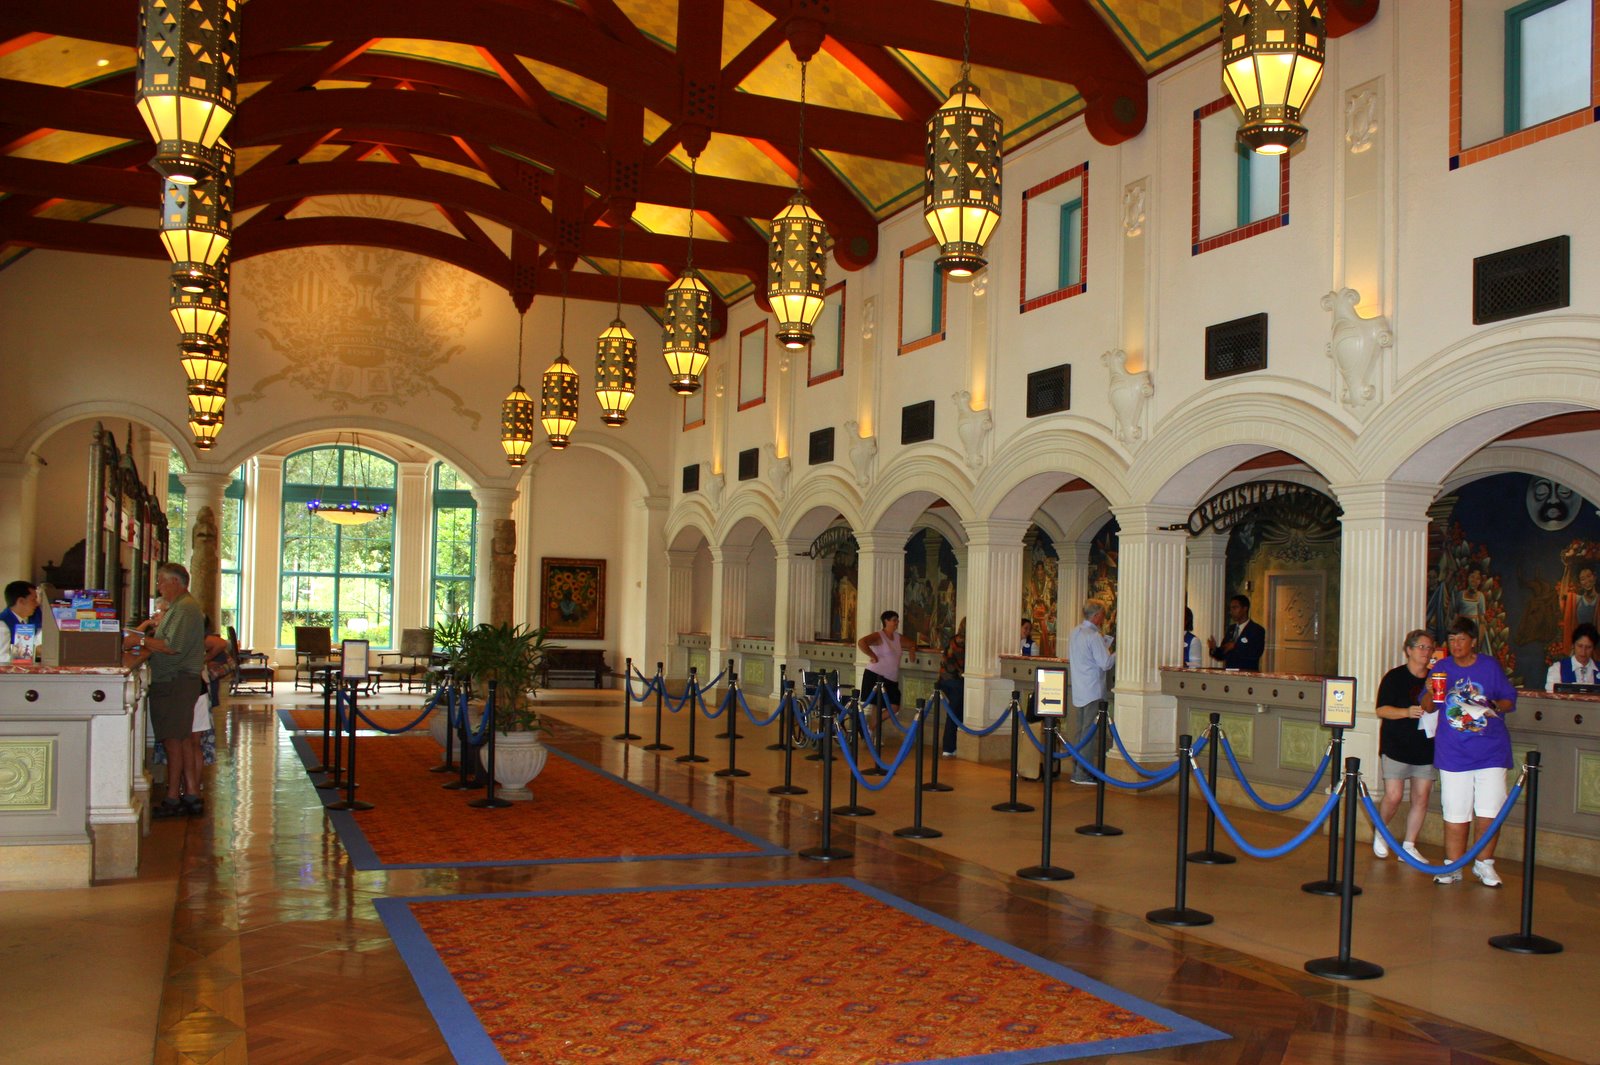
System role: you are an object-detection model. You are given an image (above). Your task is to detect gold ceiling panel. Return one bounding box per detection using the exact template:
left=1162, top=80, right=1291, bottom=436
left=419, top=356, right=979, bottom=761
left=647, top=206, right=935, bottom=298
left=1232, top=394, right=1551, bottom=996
left=676, top=130, right=794, bottom=195
left=614, top=0, right=679, bottom=49
left=8, top=130, right=129, bottom=166
left=0, top=36, right=133, bottom=87
left=720, top=0, right=776, bottom=68
left=369, top=38, right=494, bottom=74
left=1096, top=0, right=1219, bottom=68
left=815, top=152, right=925, bottom=216
left=898, top=51, right=1083, bottom=149
left=36, top=199, right=122, bottom=223
left=516, top=56, right=608, bottom=117
left=412, top=156, right=499, bottom=187
left=741, top=46, right=900, bottom=119
left=929, top=0, right=1042, bottom=18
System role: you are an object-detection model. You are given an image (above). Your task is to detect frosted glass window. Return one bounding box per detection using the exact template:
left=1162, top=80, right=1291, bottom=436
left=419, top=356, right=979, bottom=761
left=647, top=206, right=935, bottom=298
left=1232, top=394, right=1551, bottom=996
left=1510, top=0, right=1591, bottom=131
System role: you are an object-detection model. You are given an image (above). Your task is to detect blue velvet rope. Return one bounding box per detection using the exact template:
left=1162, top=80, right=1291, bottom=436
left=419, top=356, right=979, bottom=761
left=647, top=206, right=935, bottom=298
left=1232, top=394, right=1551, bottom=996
left=355, top=700, right=437, bottom=735
left=661, top=680, right=698, bottom=714
left=861, top=684, right=910, bottom=732
left=793, top=699, right=828, bottom=742
left=1018, top=714, right=1098, bottom=760
left=1066, top=727, right=1207, bottom=790
left=1191, top=760, right=1343, bottom=859
left=1108, top=719, right=1182, bottom=779
left=735, top=686, right=785, bottom=727
left=832, top=712, right=924, bottom=791
left=625, top=666, right=659, bottom=700
left=699, top=669, right=728, bottom=691
left=848, top=700, right=906, bottom=772
left=698, top=684, right=731, bottom=720
left=1361, top=781, right=1525, bottom=875
left=462, top=686, right=496, bottom=745
left=932, top=689, right=1012, bottom=737
left=1218, top=730, right=1332, bottom=812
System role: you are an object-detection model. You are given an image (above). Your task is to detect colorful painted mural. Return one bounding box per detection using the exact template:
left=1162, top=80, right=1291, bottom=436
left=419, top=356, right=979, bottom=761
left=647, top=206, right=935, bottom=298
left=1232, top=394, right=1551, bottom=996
left=1023, top=525, right=1059, bottom=656
left=903, top=528, right=959, bottom=652
left=1088, top=519, right=1120, bottom=640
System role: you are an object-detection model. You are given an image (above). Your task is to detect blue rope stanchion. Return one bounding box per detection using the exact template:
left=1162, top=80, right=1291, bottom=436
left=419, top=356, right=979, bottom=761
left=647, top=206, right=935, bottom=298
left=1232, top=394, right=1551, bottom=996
left=831, top=713, right=924, bottom=792
left=1220, top=731, right=1332, bottom=812
left=626, top=663, right=660, bottom=701
left=1360, top=783, right=1525, bottom=877
left=1191, top=759, right=1342, bottom=860
left=735, top=686, right=785, bottom=728
left=355, top=701, right=437, bottom=735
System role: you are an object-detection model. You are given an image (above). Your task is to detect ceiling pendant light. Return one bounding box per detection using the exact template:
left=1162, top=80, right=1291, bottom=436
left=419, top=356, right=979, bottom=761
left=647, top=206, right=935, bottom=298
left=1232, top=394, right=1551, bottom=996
left=307, top=434, right=390, bottom=526
left=135, top=0, right=238, bottom=184
left=160, top=141, right=232, bottom=287
left=661, top=155, right=712, bottom=395
left=595, top=219, right=637, bottom=427
left=768, top=59, right=828, bottom=351
left=541, top=280, right=580, bottom=450
left=1221, top=0, right=1327, bottom=155
left=172, top=250, right=228, bottom=357
left=923, top=0, right=1003, bottom=278
left=500, top=308, right=536, bottom=467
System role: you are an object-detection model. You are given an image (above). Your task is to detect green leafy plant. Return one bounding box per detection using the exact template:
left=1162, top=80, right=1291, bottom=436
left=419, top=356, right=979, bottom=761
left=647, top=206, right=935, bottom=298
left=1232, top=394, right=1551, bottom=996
left=426, top=614, right=474, bottom=688
left=456, top=621, right=558, bottom=734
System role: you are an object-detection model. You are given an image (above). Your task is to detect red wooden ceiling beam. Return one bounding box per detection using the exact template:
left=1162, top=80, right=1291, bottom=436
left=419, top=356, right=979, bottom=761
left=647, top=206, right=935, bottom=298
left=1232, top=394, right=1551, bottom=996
left=252, top=39, right=376, bottom=97
left=1326, top=0, right=1380, bottom=37
left=823, top=39, right=943, bottom=123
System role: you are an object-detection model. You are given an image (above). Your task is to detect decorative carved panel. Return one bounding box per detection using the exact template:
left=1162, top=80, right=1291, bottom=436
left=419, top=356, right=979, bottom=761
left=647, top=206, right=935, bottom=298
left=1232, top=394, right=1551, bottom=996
left=0, top=740, right=54, bottom=811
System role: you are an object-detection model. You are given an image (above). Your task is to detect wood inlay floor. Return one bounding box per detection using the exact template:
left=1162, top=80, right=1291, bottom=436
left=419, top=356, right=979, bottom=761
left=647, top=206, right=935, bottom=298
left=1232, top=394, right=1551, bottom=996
left=56, top=691, right=1600, bottom=1064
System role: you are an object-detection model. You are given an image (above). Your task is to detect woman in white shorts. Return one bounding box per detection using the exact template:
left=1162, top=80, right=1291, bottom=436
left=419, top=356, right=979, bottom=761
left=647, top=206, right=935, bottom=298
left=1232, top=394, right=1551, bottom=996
left=1372, top=629, right=1436, bottom=861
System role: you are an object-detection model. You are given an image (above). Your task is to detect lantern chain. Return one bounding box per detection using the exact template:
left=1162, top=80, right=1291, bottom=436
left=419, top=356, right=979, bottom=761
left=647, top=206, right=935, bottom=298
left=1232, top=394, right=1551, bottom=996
left=796, top=60, right=808, bottom=191
left=515, top=311, right=526, bottom=386
left=961, top=0, right=972, bottom=82
left=686, top=155, right=698, bottom=272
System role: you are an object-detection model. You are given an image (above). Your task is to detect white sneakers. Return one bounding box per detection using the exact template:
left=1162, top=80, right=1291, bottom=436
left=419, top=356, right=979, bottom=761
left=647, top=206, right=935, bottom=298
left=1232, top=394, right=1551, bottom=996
left=1401, top=841, right=1425, bottom=862
left=1372, top=835, right=1390, bottom=859
left=1473, top=859, right=1503, bottom=888
left=1433, top=869, right=1462, bottom=884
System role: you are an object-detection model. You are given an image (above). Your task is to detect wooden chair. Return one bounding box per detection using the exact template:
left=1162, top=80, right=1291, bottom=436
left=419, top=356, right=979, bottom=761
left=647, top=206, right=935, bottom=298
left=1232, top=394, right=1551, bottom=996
left=229, top=626, right=275, bottom=696
left=293, top=626, right=339, bottom=691
left=377, top=628, right=434, bottom=692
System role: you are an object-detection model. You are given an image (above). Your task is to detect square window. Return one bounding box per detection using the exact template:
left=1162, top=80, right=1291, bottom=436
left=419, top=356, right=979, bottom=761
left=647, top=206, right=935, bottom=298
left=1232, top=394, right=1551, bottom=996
left=738, top=321, right=767, bottom=410
left=898, top=237, right=947, bottom=354
left=1192, top=97, right=1288, bottom=255
left=809, top=282, right=845, bottom=385
left=1021, top=163, right=1088, bottom=312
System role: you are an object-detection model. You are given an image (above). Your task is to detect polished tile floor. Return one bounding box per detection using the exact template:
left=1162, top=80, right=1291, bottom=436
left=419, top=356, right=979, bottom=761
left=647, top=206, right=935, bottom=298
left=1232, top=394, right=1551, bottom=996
left=9, top=689, right=1597, bottom=1064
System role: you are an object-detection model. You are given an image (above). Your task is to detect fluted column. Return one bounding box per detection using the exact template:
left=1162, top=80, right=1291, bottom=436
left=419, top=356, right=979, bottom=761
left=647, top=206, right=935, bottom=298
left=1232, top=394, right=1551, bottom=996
left=1332, top=480, right=1438, bottom=768
left=470, top=485, right=520, bottom=627
left=624, top=495, right=670, bottom=672
left=1055, top=541, right=1091, bottom=657
left=853, top=530, right=906, bottom=664
left=962, top=519, right=1031, bottom=736
left=772, top=537, right=818, bottom=694
left=1109, top=504, right=1190, bottom=759
left=709, top=543, right=751, bottom=677
left=665, top=548, right=696, bottom=676
left=394, top=461, right=429, bottom=633
left=0, top=456, right=42, bottom=588
left=178, top=471, right=230, bottom=629
left=249, top=455, right=284, bottom=660
left=1185, top=532, right=1230, bottom=647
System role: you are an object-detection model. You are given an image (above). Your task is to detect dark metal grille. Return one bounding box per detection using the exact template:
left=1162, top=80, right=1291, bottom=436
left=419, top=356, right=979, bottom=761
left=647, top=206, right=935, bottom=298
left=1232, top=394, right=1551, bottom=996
left=681, top=464, right=700, bottom=493
left=809, top=427, right=835, bottom=465
left=901, top=400, right=935, bottom=445
left=1205, top=313, right=1268, bottom=380
left=1474, top=236, right=1570, bottom=325
left=1026, top=364, right=1071, bottom=417
left=737, top=448, right=759, bottom=481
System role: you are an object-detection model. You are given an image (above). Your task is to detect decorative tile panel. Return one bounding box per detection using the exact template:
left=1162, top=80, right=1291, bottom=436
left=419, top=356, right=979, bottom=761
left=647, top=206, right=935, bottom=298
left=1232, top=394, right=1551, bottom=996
left=0, top=739, right=54, bottom=811
left=743, top=658, right=768, bottom=689
left=1575, top=751, right=1600, bottom=816
left=1188, top=710, right=1254, bottom=762
left=1279, top=720, right=1323, bottom=773
left=687, top=650, right=710, bottom=679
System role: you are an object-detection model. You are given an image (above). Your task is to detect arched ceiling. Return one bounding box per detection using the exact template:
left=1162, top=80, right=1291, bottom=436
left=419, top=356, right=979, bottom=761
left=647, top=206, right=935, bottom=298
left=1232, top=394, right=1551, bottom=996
left=0, top=0, right=1376, bottom=310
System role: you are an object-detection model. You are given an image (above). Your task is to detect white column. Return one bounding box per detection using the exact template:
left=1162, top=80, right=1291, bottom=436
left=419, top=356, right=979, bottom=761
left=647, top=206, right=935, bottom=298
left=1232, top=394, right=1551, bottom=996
left=143, top=441, right=171, bottom=510
left=665, top=548, right=696, bottom=677
left=772, top=537, right=818, bottom=694
left=1055, top=541, right=1091, bottom=657
left=1109, top=504, right=1190, bottom=758
left=249, top=455, right=284, bottom=661
left=177, top=470, right=229, bottom=630
left=962, top=519, right=1031, bottom=730
left=620, top=495, right=669, bottom=676
left=394, top=461, right=429, bottom=634
left=1185, top=532, right=1230, bottom=647
left=709, top=542, right=750, bottom=678
left=853, top=530, right=905, bottom=665
left=470, top=485, right=520, bottom=627
left=1332, top=480, right=1437, bottom=769
left=0, top=456, right=42, bottom=585
left=512, top=472, right=534, bottom=625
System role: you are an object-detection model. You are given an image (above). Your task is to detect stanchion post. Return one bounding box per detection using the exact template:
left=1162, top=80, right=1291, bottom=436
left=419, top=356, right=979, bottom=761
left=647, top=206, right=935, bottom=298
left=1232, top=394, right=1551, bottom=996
left=615, top=656, right=641, bottom=740
left=1187, top=713, right=1234, bottom=862
left=834, top=691, right=875, bottom=817
left=798, top=693, right=851, bottom=861
left=319, top=683, right=344, bottom=790
left=715, top=674, right=750, bottom=778
left=770, top=681, right=807, bottom=796
left=767, top=664, right=789, bottom=750
left=1146, top=735, right=1212, bottom=926
left=430, top=674, right=457, bottom=773
left=327, top=682, right=374, bottom=811
left=993, top=693, right=1034, bottom=814
left=1076, top=702, right=1122, bottom=836
left=896, top=699, right=942, bottom=839
left=1017, top=717, right=1073, bottom=881
left=715, top=658, right=743, bottom=740
left=1490, top=751, right=1563, bottom=955
left=1303, top=726, right=1359, bottom=896
left=1305, top=758, right=1382, bottom=979
left=304, top=673, right=329, bottom=774
left=923, top=691, right=953, bottom=793
left=677, top=667, right=708, bottom=764
left=862, top=683, right=887, bottom=777
left=469, top=681, right=512, bottom=809
left=644, top=663, right=672, bottom=751
left=444, top=688, right=484, bottom=791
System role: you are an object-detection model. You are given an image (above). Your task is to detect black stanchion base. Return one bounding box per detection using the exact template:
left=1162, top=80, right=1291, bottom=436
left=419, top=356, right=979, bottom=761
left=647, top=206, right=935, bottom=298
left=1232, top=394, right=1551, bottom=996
left=468, top=796, right=513, bottom=810
left=765, top=741, right=786, bottom=751
left=920, top=781, right=954, bottom=793
left=1301, top=879, right=1362, bottom=897
left=675, top=753, right=710, bottom=764
left=303, top=763, right=327, bottom=776
left=894, top=825, right=943, bottom=839
left=992, top=800, right=1035, bottom=813
left=1076, top=823, right=1124, bottom=837
left=1017, top=864, right=1074, bottom=881
left=1146, top=906, right=1213, bottom=926
left=1186, top=849, right=1237, bottom=865
left=713, top=767, right=751, bottom=778
left=798, top=846, right=853, bottom=861
left=804, top=752, right=836, bottom=762
left=427, top=762, right=458, bottom=774
left=1488, top=933, right=1563, bottom=955
left=642, top=742, right=674, bottom=752
left=714, top=730, right=744, bottom=740
left=862, top=766, right=887, bottom=777
left=768, top=784, right=809, bottom=796
left=316, top=777, right=342, bottom=790
left=612, top=731, right=642, bottom=741
left=443, top=779, right=485, bottom=791
left=833, top=804, right=876, bottom=817
left=1304, top=956, right=1383, bottom=980
left=326, top=799, right=375, bottom=812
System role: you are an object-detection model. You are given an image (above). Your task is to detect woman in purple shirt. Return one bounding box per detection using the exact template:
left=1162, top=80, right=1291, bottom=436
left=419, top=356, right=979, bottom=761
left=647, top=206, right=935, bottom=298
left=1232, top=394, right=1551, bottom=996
left=1419, top=616, right=1516, bottom=887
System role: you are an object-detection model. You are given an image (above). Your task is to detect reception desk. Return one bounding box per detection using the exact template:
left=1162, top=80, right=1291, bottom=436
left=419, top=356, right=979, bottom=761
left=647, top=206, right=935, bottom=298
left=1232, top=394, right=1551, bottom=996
left=0, top=664, right=146, bottom=888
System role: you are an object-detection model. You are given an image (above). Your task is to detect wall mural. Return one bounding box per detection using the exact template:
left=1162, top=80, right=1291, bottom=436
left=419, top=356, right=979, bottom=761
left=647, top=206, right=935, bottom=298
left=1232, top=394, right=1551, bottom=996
left=233, top=244, right=482, bottom=424
left=1427, top=473, right=1600, bottom=687
left=1023, top=525, right=1059, bottom=656
left=825, top=532, right=859, bottom=641
left=902, top=528, right=959, bottom=651
left=1088, top=518, right=1120, bottom=640
left=1223, top=488, right=1342, bottom=675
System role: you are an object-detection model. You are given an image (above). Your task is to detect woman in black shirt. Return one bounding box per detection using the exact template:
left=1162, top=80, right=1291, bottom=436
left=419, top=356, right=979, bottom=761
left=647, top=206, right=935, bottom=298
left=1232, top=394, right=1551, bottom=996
left=1372, top=628, right=1438, bottom=861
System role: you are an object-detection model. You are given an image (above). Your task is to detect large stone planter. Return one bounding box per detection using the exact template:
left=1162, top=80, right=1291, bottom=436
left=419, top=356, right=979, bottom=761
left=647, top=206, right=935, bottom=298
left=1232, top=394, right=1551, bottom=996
left=426, top=704, right=450, bottom=748
left=480, top=731, right=549, bottom=800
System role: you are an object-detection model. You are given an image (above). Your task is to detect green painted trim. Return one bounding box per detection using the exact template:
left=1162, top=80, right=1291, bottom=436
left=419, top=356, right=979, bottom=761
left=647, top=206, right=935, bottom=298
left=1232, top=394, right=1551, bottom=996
left=1058, top=198, right=1083, bottom=289
left=1504, top=0, right=1576, bottom=135
left=1092, top=3, right=1221, bottom=63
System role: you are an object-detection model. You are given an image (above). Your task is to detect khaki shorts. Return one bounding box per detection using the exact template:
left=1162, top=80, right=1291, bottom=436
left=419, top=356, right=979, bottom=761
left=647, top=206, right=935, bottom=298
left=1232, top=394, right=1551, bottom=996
left=149, top=676, right=202, bottom=741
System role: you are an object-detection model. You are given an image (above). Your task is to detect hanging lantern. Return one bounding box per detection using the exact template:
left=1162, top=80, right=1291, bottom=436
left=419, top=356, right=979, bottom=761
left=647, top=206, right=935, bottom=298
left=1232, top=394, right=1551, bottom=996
left=923, top=1, right=1003, bottom=278
left=186, top=373, right=226, bottom=425
left=135, top=0, right=239, bottom=184
left=595, top=319, right=637, bottom=427
left=500, top=310, right=536, bottom=467
left=171, top=255, right=228, bottom=350
left=159, top=142, right=231, bottom=270
left=768, top=192, right=828, bottom=349
left=179, top=343, right=228, bottom=394
left=541, top=291, right=580, bottom=449
left=190, top=418, right=222, bottom=451
left=661, top=272, right=711, bottom=395
left=1221, top=0, right=1326, bottom=155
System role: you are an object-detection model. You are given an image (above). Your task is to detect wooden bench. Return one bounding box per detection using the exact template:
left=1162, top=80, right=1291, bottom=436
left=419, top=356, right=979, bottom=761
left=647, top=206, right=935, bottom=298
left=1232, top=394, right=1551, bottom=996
left=544, top=648, right=610, bottom=688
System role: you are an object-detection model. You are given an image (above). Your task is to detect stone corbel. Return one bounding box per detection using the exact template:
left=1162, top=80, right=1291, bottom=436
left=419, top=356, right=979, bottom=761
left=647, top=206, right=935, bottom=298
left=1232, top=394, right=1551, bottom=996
left=1321, top=288, right=1392, bottom=420
left=703, top=463, right=725, bottom=506
left=844, top=420, right=877, bottom=487
left=952, top=391, right=993, bottom=470
left=764, top=444, right=792, bottom=498
left=1101, top=349, right=1153, bottom=445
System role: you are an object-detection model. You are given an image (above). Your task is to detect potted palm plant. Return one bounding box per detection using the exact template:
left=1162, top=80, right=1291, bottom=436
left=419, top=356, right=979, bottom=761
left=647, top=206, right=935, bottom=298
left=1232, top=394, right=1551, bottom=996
left=424, top=614, right=472, bottom=749
left=456, top=621, right=557, bottom=799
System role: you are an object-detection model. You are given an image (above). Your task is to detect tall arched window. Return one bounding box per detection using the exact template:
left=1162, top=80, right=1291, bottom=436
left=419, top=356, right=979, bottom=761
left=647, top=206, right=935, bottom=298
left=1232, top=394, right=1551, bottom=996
left=280, top=445, right=397, bottom=647
left=431, top=462, right=476, bottom=626
left=166, top=450, right=248, bottom=634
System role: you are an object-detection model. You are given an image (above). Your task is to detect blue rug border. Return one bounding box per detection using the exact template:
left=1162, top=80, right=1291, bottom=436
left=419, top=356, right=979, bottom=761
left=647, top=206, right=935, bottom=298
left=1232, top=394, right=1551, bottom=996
left=375, top=877, right=1229, bottom=1065
left=287, top=733, right=787, bottom=871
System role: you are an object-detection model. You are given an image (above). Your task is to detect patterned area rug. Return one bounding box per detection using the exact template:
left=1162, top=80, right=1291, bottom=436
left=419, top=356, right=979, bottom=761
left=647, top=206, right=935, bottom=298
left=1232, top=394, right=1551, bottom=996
left=279, top=706, right=434, bottom=733
left=293, top=735, right=783, bottom=870
left=377, top=879, right=1226, bottom=1064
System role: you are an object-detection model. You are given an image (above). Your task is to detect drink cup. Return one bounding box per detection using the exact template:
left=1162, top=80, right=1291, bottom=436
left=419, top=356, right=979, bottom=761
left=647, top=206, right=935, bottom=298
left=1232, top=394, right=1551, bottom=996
left=1428, top=672, right=1448, bottom=703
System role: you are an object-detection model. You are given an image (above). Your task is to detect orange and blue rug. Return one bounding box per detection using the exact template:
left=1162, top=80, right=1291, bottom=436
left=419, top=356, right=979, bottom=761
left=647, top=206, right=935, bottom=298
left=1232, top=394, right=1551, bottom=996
left=376, top=879, right=1226, bottom=1063
left=279, top=706, right=433, bottom=733
left=292, top=734, right=783, bottom=870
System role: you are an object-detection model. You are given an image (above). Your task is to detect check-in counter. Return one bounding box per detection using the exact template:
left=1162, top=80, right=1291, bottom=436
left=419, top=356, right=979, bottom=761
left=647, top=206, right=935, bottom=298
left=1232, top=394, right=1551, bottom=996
left=0, top=663, right=147, bottom=888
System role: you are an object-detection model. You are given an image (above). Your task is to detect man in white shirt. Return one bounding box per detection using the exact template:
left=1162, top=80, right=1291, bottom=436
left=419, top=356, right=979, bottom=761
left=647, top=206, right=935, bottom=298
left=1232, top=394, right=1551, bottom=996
left=1546, top=623, right=1599, bottom=690
left=1067, top=600, right=1116, bottom=785
left=1020, top=618, right=1036, bottom=656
